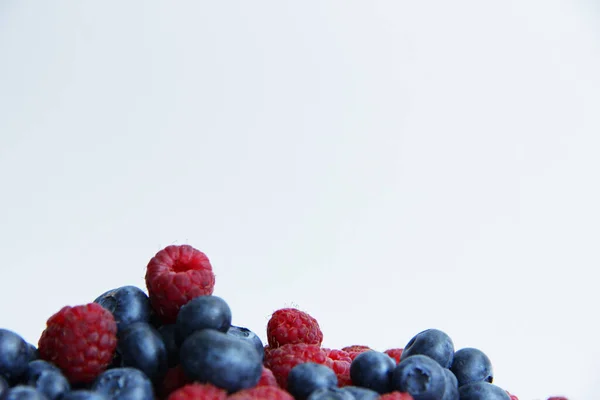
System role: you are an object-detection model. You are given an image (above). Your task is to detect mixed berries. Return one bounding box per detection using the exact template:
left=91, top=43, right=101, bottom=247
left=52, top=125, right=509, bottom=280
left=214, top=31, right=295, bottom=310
left=0, top=244, right=568, bottom=400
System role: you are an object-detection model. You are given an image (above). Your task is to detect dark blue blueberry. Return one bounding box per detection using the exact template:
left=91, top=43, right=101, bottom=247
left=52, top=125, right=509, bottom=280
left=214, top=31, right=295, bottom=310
left=457, top=382, right=510, bottom=400
left=306, top=387, right=354, bottom=400
left=61, top=391, right=109, bottom=400
left=288, top=363, right=337, bottom=400
left=400, top=329, right=455, bottom=368
left=180, top=329, right=261, bottom=393
left=176, top=296, right=232, bottom=344
left=1, top=386, right=48, bottom=400
left=340, top=386, right=379, bottom=400
left=450, top=348, right=493, bottom=387
left=23, top=364, right=70, bottom=400
left=226, top=326, right=264, bottom=360
left=92, top=368, right=153, bottom=400
left=94, top=286, right=152, bottom=332
left=23, top=361, right=60, bottom=382
left=148, top=310, right=163, bottom=330
left=0, top=376, right=9, bottom=398
left=0, top=329, right=31, bottom=382
left=116, top=322, right=167, bottom=382
left=26, top=346, right=37, bottom=362
left=21, top=361, right=58, bottom=384
left=444, top=368, right=458, bottom=388
left=441, top=368, right=459, bottom=400
left=391, top=354, right=446, bottom=400
left=157, top=325, right=179, bottom=367
left=349, top=350, right=395, bottom=394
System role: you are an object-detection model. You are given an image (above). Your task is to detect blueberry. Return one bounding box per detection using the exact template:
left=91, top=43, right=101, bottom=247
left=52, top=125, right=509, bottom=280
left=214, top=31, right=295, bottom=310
left=94, top=286, right=152, bottom=331
left=157, top=325, right=179, bottom=367
left=26, top=346, right=37, bottom=363
left=61, top=391, right=109, bottom=400
left=23, top=366, right=70, bottom=400
left=92, top=368, right=154, bottom=400
left=0, top=376, right=9, bottom=398
left=450, top=348, right=493, bottom=387
left=340, top=386, right=379, bottom=400
left=179, top=329, right=261, bottom=393
left=349, top=350, right=395, bottom=394
left=0, top=329, right=31, bottom=382
left=22, top=361, right=61, bottom=382
left=226, top=326, right=264, bottom=360
left=391, top=354, right=447, bottom=400
left=288, top=363, right=337, bottom=400
left=457, top=382, right=510, bottom=400
left=306, top=387, right=355, bottom=400
left=116, top=322, right=168, bottom=382
left=441, top=368, right=459, bottom=400
left=444, top=368, right=458, bottom=388
left=148, top=310, right=163, bottom=330
left=175, top=296, right=232, bottom=344
left=400, top=329, right=454, bottom=368
left=1, top=386, right=48, bottom=400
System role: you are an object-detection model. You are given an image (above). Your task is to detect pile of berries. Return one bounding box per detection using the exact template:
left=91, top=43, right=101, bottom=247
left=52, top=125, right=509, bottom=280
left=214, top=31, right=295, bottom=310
left=0, top=245, right=568, bottom=400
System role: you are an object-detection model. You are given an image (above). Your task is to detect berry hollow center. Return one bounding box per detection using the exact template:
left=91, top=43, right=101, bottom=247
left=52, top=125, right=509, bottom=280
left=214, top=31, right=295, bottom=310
left=406, top=368, right=431, bottom=392
left=171, top=261, right=194, bottom=273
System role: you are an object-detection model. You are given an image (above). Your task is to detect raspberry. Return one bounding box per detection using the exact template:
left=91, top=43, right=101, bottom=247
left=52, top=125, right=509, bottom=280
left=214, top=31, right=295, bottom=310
left=506, top=391, right=519, bottom=400
left=547, top=397, right=568, bottom=400
left=167, top=383, right=227, bottom=400
left=323, top=349, right=352, bottom=387
left=256, top=366, right=279, bottom=387
left=380, top=392, right=414, bottom=400
left=227, top=386, right=294, bottom=400
left=324, top=349, right=352, bottom=364
left=384, top=348, right=403, bottom=364
left=264, top=345, right=273, bottom=359
left=264, top=343, right=330, bottom=389
left=158, top=365, right=190, bottom=399
left=330, top=365, right=352, bottom=387
left=267, top=308, right=323, bottom=348
left=341, top=345, right=371, bottom=361
left=145, top=245, right=215, bottom=324
left=38, top=303, right=117, bottom=384
left=341, top=345, right=370, bottom=353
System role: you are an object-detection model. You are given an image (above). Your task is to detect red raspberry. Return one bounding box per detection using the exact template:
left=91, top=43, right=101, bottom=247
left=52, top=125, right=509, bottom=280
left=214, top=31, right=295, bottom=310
left=384, top=348, right=404, bottom=364
left=547, top=397, right=568, bottom=400
left=256, top=366, right=279, bottom=387
left=264, top=343, right=330, bottom=389
left=380, top=392, right=414, bottom=400
left=506, top=391, right=519, bottom=400
left=227, top=386, right=294, bottom=400
left=324, top=349, right=352, bottom=363
left=167, top=383, right=227, bottom=400
left=341, top=345, right=371, bottom=361
left=323, top=349, right=352, bottom=387
left=145, top=245, right=215, bottom=323
left=267, top=308, right=323, bottom=348
left=38, top=303, right=117, bottom=384
left=341, top=345, right=370, bottom=352
left=264, top=345, right=273, bottom=358
left=158, top=365, right=191, bottom=399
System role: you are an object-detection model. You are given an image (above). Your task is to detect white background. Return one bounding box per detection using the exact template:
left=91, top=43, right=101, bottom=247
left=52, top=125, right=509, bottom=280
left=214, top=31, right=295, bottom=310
left=1, top=1, right=599, bottom=399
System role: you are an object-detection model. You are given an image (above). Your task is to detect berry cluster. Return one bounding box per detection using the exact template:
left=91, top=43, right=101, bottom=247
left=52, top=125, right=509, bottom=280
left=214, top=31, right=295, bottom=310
left=0, top=245, right=568, bottom=400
